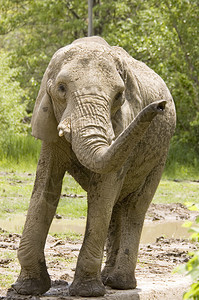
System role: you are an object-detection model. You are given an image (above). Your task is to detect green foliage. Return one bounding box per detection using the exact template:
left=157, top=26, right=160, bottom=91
left=0, top=50, right=35, bottom=163
left=177, top=205, right=199, bottom=299
left=101, top=0, right=199, bottom=152
left=0, top=51, right=27, bottom=137
left=0, top=0, right=88, bottom=111
left=0, top=0, right=198, bottom=168
left=164, top=137, right=199, bottom=179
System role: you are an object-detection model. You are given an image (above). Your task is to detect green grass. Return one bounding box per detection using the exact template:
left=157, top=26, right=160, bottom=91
left=0, top=133, right=41, bottom=171
left=57, top=175, right=87, bottom=218
left=62, top=174, right=86, bottom=197
left=153, top=180, right=199, bottom=204
left=1, top=135, right=198, bottom=291
left=1, top=133, right=199, bottom=178
left=0, top=170, right=199, bottom=222
left=0, top=133, right=199, bottom=226
left=0, top=274, right=16, bottom=288
left=57, top=198, right=87, bottom=218
left=163, top=137, right=199, bottom=180
left=0, top=170, right=87, bottom=219
left=52, top=232, right=83, bottom=242
left=0, top=172, right=34, bottom=218
left=0, top=230, right=20, bottom=290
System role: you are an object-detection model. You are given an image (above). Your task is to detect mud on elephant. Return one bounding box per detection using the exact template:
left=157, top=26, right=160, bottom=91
left=13, top=36, right=176, bottom=297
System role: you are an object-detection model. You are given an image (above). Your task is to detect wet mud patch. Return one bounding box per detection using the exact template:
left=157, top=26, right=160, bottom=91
left=0, top=203, right=198, bottom=299
left=146, top=203, right=198, bottom=221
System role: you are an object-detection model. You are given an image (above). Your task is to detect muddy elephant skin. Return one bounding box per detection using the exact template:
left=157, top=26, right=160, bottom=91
left=13, top=36, right=176, bottom=297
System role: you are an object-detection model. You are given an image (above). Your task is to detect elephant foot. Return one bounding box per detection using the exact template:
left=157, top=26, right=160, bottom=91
left=102, top=268, right=137, bottom=290
left=69, top=278, right=106, bottom=297
left=101, top=265, right=113, bottom=283
left=12, top=261, right=51, bottom=295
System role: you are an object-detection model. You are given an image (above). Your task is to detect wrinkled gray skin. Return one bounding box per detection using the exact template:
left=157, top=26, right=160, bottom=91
left=13, top=36, right=176, bottom=297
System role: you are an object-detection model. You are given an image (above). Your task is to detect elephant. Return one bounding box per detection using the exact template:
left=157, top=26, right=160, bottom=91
left=13, top=36, right=176, bottom=297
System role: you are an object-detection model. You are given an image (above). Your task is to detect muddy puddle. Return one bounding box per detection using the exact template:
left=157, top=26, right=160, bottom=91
left=0, top=214, right=190, bottom=244
left=49, top=218, right=190, bottom=244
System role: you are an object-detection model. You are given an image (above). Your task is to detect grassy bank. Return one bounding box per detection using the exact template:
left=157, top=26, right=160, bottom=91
left=0, top=171, right=199, bottom=222
left=163, top=137, right=199, bottom=180
left=1, top=134, right=199, bottom=179
left=1, top=137, right=198, bottom=296
left=0, top=171, right=87, bottom=220
left=0, top=134, right=199, bottom=221
left=0, top=134, right=41, bottom=171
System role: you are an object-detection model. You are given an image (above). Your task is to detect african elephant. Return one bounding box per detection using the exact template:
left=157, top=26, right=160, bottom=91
left=13, top=36, right=176, bottom=297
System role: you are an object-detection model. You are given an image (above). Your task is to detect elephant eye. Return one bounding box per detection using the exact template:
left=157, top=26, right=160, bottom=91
left=115, top=91, right=123, bottom=101
left=57, top=83, right=67, bottom=100
left=115, top=91, right=124, bottom=107
left=111, top=91, right=124, bottom=115
left=58, top=83, right=66, bottom=93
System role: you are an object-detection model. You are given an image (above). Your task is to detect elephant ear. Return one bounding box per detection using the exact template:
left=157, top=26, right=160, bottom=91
left=31, top=44, right=74, bottom=142
left=113, top=46, right=144, bottom=117
left=31, top=70, right=59, bottom=142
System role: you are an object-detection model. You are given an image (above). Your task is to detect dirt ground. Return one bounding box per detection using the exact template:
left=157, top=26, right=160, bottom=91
left=0, top=203, right=198, bottom=299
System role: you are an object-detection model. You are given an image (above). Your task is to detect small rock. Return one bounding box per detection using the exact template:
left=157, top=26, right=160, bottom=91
left=55, top=214, right=62, bottom=219
left=156, top=236, right=165, bottom=243
left=31, top=296, right=40, bottom=300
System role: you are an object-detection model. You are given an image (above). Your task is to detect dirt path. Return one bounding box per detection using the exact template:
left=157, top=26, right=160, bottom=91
left=0, top=203, right=198, bottom=299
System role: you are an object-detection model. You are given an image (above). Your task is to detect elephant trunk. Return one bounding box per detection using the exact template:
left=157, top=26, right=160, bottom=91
left=71, top=93, right=112, bottom=171
left=71, top=92, right=166, bottom=174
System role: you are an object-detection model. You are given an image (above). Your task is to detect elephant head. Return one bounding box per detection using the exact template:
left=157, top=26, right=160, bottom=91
left=31, top=36, right=166, bottom=174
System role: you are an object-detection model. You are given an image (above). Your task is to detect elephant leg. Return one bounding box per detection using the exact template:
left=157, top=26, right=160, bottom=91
left=12, top=142, right=66, bottom=295
left=103, top=160, right=166, bottom=290
left=69, top=172, right=123, bottom=297
left=101, top=203, right=122, bottom=283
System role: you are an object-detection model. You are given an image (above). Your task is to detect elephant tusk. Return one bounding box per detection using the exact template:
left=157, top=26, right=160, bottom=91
left=58, top=118, right=71, bottom=138
left=59, top=129, right=64, bottom=137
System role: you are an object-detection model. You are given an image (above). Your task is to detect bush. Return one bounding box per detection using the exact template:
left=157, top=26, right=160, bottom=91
left=164, top=137, right=199, bottom=179
left=0, top=51, right=28, bottom=137
left=0, top=50, right=40, bottom=164
left=177, top=204, right=199, bottom=299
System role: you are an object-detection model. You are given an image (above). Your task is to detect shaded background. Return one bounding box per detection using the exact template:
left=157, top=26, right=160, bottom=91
left=0, top=0, right=198, bottom=177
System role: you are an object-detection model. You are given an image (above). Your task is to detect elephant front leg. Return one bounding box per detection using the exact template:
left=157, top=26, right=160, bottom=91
left=104, top=208, right=145, bottom=290
left=69, top=172, right=123, bottom=297
left=104, top=162, right=166, bottom=290
left=12, top=142, right=66, bottom=295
